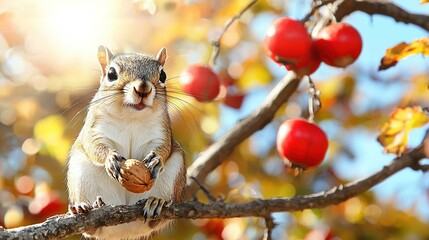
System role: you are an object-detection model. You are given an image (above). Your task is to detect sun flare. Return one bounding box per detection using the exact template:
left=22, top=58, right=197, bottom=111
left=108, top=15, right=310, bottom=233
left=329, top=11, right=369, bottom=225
left=46, top=6, right=97, bottom=46
left=40, top=0, right=113, bottom=57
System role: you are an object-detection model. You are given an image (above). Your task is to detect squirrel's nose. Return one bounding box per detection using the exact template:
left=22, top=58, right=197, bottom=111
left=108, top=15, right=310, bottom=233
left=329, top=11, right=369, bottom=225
left=134, top=84, right=152, bottom=98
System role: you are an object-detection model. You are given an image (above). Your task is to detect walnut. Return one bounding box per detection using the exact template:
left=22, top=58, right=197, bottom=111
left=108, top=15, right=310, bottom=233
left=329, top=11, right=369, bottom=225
left=118, top=159, right=154, bottom=193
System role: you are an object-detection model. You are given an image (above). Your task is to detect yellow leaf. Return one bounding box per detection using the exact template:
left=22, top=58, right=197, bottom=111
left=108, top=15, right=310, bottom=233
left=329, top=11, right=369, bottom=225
left=379, top=38, right=429, bottom=70
left=377, top=106, right=429, bottom=155
left=238, top=62, right=271, bottom=90
left=318, top=75, right=356, bottom=109
left=34, top=115, right=70, bottom=164
left=394, top=107, right=429, bottom=129
left=421, top=0, right=429, bottom=4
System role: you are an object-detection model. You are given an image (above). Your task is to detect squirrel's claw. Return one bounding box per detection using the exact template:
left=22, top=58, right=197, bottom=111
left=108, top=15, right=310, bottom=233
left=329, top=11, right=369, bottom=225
left=68, top=202, right=93, bottom=214
left=68, top=204, right=76, bottom=214
left=92, top=196, right=105, bottom=208
left=143, top=151, right=163, bottom=180
left=140, top=197, right=168, bottom=222
left=142, top=151, right=156, bottom=164
left=136, top=198, right=147, bottom=206
left=69, top=196, right=105, bottom=215
left=105, top=151, right=126, bottom=181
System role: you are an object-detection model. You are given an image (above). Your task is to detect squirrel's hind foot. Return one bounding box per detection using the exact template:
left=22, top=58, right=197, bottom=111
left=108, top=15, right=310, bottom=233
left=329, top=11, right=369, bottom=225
left=92, top=196, right=105, bottom=208
left=68, top=202, right=92, bottom=214
left=69, top=196, right=105, bottom=214
left=137, top=197, right=172, bottom=222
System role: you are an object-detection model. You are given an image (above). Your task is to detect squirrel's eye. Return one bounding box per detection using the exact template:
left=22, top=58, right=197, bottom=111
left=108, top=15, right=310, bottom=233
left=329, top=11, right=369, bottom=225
left=107, top=67, right=118, bottom=81
left=159, top=69, right=166, bottom=84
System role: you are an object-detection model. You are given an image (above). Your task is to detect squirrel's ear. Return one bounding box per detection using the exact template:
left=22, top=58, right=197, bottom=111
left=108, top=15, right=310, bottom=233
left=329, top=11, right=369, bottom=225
left=97, top=46, right=113, bottom=76
left=156, top=47, right=167, bottom=66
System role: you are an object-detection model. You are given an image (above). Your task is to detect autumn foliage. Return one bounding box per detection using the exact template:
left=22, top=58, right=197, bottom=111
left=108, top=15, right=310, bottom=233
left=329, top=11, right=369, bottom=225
left=1, top=0, right=429, bottom=239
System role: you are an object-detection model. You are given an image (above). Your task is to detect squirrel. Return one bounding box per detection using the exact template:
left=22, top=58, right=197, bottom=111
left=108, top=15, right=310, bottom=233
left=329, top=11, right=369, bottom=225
left=66, top=46, right=187, bottom=239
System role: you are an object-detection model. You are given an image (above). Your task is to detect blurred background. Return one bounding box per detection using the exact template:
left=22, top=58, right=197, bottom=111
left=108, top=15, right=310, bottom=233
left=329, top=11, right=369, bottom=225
left=0, top=0, right=429, bottom=239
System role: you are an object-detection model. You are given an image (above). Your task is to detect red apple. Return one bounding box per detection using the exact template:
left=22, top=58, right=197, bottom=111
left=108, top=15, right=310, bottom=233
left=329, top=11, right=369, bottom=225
left=264, top=17, right=312, bottom=65
left=314, top=23, right=362, bottom=68
left=202, top=218, right=225, bottom=240
left=277, top=118, right=328, bottom=170
left=180, top=65, right=220, bottom=102
left=285, top=42, right=321, bottom=76
left=305, top=228, right=335, bottom=240
left=223, top=93, right=245, bottom=109
left=29, top=192, right=66, bottom=220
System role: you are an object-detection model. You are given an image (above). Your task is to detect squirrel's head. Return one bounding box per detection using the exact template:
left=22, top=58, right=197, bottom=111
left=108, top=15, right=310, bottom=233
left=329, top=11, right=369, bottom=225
left=96, top=46, right=168, bottom=116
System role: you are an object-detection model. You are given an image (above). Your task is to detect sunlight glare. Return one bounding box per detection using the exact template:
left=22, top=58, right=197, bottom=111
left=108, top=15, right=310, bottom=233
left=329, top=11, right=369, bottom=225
left=42, top=0, right=113, bottom=57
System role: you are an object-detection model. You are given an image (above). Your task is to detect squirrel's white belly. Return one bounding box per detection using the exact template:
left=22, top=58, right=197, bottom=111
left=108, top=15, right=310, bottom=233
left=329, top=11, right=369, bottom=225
left=96, top=119, right=164, bottom=159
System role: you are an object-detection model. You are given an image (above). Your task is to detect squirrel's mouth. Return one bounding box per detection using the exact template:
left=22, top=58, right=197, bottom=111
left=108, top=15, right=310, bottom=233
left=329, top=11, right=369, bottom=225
left=128, top=101, right=146, bottom=111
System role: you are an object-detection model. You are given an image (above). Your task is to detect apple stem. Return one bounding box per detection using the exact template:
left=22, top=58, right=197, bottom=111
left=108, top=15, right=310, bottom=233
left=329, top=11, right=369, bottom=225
left=300, top=0, right=337, bottom=24
left=307, top=76, right=321, bottom=123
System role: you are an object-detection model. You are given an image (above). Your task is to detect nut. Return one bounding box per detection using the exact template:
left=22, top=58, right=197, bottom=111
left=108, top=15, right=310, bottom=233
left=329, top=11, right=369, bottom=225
left=118, top=159, right=154, bottom=193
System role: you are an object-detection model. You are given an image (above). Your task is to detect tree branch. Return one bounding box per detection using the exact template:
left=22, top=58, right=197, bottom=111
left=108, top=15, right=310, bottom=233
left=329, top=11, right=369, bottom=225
left=2, top=0, right=429, bottom=239
left=263, top=215, right=276, bottom=240
left=335, top=0, right=429, bottom=32
left=1, top=145, right=424, bottom=239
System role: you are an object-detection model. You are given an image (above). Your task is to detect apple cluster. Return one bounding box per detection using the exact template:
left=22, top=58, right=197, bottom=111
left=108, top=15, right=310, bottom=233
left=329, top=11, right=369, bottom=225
left=177, top=17, right=361, bottom=172
left=263, top=18, right=363, bottom=171
left=264, top=17, right=363, bottom=76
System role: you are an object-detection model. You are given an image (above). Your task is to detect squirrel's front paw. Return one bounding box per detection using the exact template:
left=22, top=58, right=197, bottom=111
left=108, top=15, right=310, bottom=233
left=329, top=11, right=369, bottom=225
left=105, top=150, right=126, bottom=180
left=142, top=151, right=163, bottom=180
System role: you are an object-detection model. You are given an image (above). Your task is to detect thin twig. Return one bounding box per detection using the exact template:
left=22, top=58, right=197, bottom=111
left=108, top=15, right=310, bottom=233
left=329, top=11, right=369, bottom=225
left=307, top=76, right=321, bottom=123
left=190, top=176, right=218, bottom=202
left=412, top=129, right=429, bottom=171
left=209, top=0, right=258, bottom=66
left=410, top=161, right=429, bottom=172
left=263, top=215, right=276, bottom=240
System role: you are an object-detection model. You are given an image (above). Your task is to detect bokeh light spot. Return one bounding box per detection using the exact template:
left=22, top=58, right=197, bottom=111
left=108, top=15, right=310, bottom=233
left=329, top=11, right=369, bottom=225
left=4, top=206, right=24, bottom=228
left=22, top=138, right=41, bottom=155
left=15, top=175, right=35, bottom=194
